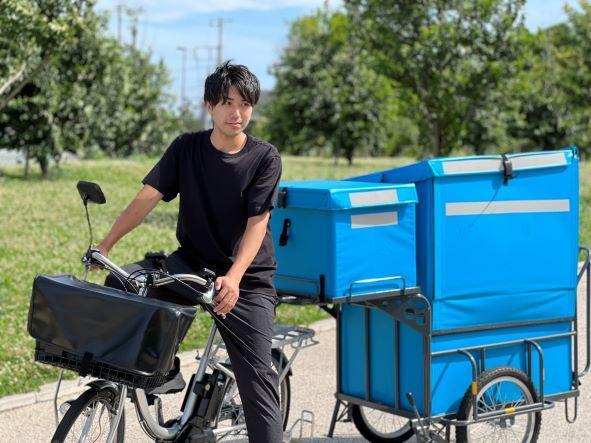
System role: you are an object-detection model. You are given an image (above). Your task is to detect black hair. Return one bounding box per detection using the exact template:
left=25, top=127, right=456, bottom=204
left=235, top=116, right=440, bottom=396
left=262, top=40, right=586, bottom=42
left=204, top=60, right=260, bottom=106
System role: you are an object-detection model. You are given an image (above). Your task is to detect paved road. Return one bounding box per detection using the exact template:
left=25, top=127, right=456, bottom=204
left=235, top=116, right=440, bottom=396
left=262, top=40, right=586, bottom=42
left=0, top=149, right=24, bottom=165
left=0, top=149, right=78, bottom=166
left=1, top=276, right=589, bottom=442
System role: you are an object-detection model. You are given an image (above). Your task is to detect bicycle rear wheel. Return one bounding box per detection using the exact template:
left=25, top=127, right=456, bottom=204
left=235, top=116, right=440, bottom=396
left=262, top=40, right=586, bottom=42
left=214, top=353, right=291, bottom=436
left=51, top=387, right=125, bottom=443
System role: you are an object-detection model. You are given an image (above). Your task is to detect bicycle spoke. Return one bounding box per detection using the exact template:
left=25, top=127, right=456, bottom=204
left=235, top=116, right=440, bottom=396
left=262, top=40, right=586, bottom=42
left=78, top=404, right=99, bottom=443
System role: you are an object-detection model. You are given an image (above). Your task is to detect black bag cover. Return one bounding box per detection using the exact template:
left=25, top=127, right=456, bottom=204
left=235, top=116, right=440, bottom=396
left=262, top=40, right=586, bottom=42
left=28, top=274, right=196, bottom=382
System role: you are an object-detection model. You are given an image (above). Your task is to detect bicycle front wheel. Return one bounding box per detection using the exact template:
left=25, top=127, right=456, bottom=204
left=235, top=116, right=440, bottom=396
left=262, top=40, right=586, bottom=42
left=51, top=387, right=125, bottom=443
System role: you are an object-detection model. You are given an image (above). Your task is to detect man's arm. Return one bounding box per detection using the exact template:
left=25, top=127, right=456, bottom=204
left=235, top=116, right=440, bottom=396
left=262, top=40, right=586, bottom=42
left=213, top=211, right=270, bottom=315
left=96, top=184, right=163, bottom=256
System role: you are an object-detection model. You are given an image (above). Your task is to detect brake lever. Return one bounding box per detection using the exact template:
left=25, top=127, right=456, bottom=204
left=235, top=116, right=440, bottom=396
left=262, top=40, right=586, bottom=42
left=205, top=288, right=227, bottom=320
left=81, top=248, right=104, bottom=269
left=195, top=268, right=227, bottom=319
left=81, top=248, right=93, bottom=266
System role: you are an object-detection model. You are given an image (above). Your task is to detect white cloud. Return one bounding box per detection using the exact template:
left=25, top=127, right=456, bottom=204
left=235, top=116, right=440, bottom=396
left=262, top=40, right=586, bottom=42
left=96, top=0, right=341, bottom=22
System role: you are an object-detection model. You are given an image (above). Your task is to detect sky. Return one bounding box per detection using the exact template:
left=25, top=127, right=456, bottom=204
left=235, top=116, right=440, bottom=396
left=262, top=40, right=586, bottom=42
left=94, top=0, right=574, bottom=106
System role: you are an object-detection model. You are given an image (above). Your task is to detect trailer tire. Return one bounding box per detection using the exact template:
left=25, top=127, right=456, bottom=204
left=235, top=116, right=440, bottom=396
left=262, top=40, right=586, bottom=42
left=456, top=366, right=541, bottom=443
left=351, top=404, right=413, bottom=442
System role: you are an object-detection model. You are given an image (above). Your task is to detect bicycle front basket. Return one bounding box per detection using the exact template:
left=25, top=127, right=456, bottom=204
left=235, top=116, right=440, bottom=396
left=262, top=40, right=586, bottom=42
left=28, top=274, right=196, bottom=388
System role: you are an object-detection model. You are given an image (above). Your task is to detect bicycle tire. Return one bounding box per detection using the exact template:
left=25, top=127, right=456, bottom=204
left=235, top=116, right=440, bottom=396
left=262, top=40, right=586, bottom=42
left=51, top=387, right=125, bottom=443
left=456, top=366, right=541, bottom=443
left=273, top=353, right=291, bottom=430
left=351, top=405, right=413, bottom=442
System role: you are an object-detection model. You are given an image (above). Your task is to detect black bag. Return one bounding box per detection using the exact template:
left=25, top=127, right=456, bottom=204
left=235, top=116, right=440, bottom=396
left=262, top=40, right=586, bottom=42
left=28, top=274, right=196, bottom=389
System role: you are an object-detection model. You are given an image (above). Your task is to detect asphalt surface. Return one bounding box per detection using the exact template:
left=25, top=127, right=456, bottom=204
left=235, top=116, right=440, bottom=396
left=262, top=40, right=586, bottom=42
left=1, top=275, right=589, bottom=442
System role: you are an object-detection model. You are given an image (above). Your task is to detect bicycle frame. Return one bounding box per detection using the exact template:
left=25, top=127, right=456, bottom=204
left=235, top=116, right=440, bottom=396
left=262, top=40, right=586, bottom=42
left=131, top=321, right=242, bottom=441
left=130, top=317, right=319, bottom=441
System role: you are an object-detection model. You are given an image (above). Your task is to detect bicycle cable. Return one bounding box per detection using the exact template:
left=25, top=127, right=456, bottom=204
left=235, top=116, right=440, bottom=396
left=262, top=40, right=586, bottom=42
left=161, top=274, right=274, bottom=370
left=123, top=268, right=274, bottom=369
left=104, top=266, right=138, bottom=294
left=201, top=302, right=274, bottom=371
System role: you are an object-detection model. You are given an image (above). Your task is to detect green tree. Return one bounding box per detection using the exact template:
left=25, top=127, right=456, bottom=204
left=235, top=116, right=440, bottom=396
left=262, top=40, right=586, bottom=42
left=81, top=43, right=179, bottom=157
left=265, top=10, right=415, bottom=164
left=504, top=27, right=569, bottom=152
left=499, top=1, right=591, bottom=158
left=532, top=1, right=591, bottom=158
left=1, top=2, right=182, bottom=175
left=0, top=0, right=87, bottom=111
left=345, top=0, right=528, bottom=157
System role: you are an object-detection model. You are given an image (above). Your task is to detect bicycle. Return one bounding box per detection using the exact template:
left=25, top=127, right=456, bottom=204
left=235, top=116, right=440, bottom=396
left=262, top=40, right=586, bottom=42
left=29, top=181, right=317, bottom=442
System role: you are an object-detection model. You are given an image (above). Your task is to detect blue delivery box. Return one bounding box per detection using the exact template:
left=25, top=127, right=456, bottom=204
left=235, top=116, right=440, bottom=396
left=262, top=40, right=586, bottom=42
left=271, top=180, right=418, bottom=301
left=351, top=148, right=580, bottom=330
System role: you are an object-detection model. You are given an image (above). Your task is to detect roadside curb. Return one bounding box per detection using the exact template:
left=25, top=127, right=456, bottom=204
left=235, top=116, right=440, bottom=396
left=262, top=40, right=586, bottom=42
left=0, top=317, right=336, bottom=414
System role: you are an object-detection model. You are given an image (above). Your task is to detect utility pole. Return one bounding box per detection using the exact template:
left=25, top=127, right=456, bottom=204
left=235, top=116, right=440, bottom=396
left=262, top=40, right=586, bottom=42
left=193, top=48, right=200, bottom=108
left=117, top=4, right=123, bottom=44
left=177, top=46, right=187, bottom=108
left=130, top=14, right=138, bottom=49
left=209, top=18, right=231, bottom=66
left=193, top=46, right=216, bottom=129
left=216, top=18, right=223, bottom=65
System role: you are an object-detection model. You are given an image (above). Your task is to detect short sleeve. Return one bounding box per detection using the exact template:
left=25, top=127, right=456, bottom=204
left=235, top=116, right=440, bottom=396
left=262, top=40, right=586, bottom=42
left=142, top=136, right=181, bottom=202
left=246, top=154, right=282, bottom=217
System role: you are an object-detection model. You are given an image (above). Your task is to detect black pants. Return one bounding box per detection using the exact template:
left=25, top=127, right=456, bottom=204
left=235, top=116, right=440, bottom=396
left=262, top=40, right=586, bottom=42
left=104, top=250, right=283, bottom=443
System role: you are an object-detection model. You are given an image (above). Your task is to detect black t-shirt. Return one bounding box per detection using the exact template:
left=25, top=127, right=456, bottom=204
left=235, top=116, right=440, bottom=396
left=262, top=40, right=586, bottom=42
left=143, top=129, right=282, bottom=297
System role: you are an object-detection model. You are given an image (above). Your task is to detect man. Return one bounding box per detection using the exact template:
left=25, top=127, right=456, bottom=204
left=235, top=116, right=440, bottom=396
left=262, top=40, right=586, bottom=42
left=97, top=61, right=283, bottom=442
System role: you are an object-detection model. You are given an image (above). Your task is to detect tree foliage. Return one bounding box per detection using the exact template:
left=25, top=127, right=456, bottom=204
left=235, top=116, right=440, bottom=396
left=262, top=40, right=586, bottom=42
left=265, top=10, right=418, bottom=164
left=265, top=0, right=591, bottom=160
left=0, top=0, right=185, bottom=176
left=0, top=0, right=87, bottom=109
left=540, top=1, right=591, bottom=157
left=344, top=0, right=528, bottom=157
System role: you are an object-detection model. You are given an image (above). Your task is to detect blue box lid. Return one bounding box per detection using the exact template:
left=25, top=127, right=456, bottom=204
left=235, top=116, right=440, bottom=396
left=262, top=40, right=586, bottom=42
left=349, top=148, right=578, bottom=183
left=277, top=180, right=417, bottom=210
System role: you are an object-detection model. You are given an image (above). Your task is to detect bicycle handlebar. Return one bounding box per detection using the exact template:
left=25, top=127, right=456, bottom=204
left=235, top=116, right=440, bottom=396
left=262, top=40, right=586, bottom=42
left=83, top=249, right=216, bottom=305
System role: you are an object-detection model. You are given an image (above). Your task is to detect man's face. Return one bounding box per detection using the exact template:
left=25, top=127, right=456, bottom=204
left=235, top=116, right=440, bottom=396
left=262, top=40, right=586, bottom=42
left=206, top=86, right=253, bottom=137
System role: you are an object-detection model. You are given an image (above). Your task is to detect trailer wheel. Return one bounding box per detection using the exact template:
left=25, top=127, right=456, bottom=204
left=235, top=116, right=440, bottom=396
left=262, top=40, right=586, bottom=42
left=456, top=366, right=541, bottom=443
left=351, top=405, right=413, bottom=442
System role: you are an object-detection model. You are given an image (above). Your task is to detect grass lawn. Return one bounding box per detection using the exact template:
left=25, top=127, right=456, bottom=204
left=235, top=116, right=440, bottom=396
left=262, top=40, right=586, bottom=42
left=0, top=155, right=409, bottom=397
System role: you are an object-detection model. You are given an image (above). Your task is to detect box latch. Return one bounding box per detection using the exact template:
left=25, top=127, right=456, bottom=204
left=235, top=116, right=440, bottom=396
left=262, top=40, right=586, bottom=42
left=277, top=187, right=288, bottom=208
left=502, top=154, right=513, bottom=185
left=279, top=218, right=291, bottom=247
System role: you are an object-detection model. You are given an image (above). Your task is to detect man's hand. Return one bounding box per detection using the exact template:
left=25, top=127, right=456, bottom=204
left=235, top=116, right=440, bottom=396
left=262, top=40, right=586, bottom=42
left=95, top=242, right=110, bottom=257
left=213, top=275, right=240, bottom=315
left=88, top=242, right=111, bottom=271
left=211, top=211, right=269, bottom=316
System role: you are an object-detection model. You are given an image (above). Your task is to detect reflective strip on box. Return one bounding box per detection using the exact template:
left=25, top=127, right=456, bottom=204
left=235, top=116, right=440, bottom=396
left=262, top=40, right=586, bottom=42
left=441, top=152, right=567, bottom=175
left=351, top=211, right=398, bottom=228
left=445, top=199, right=570, bottom=216
left=349, top=189, right=399, bottom=207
